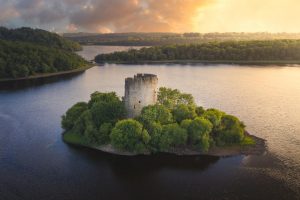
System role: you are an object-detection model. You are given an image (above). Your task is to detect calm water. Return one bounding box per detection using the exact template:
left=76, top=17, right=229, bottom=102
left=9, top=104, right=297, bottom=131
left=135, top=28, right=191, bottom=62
left=0, top=46, right=299, bottom=199
left=77, top=45, right=144, bottom=60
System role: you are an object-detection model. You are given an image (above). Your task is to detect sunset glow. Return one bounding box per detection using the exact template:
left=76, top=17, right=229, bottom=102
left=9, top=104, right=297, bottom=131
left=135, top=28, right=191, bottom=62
left=0, top=0, right=299, bottom=33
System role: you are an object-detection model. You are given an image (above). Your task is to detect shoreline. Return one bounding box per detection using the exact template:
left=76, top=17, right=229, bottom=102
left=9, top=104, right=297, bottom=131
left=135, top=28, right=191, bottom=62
left=0, top=65, right=94, bottom=83
left=63, top=131, right=266, bottom=157
left=96, top=60, right=300, bottom=65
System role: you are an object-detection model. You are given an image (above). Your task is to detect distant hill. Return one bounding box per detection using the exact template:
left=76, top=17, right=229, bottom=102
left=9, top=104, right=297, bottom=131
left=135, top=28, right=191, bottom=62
left=64, top=32, right=300, bottom=46
left=0, top=27, right=82, bottom=51
left=0, top=27, right=88, bottom=79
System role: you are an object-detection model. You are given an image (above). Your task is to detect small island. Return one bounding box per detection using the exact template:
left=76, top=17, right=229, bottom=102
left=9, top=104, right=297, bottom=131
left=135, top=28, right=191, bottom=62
left=62, top=74, right=265, bottom=156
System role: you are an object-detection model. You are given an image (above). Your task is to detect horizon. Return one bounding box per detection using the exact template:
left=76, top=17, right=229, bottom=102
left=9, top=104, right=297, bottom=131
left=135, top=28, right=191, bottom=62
left=1, top=0, right=299, bottom=33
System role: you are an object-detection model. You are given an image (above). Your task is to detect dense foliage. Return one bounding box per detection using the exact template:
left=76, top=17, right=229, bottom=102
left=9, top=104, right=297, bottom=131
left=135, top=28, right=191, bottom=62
left=95, top=40, right=300, bottom=63
left=0, top=27, right=81, bottom=51
left=62, top=88, right=248, bottom=154
left=62, top=92, right=126, bottom=145
left=0, top=27, right=88, bottom=79
left=0, top=40, right=88, bottom=79
left=64, top=32, right=300, bottom=46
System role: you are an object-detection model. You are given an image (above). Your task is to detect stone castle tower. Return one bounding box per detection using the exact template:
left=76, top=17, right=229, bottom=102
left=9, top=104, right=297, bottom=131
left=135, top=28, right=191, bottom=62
left=124, top=74, right=158, bottom=118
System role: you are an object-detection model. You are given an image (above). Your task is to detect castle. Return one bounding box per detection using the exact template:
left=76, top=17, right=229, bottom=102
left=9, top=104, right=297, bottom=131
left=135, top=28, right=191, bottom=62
left=124, top=73, right=158, bottom=118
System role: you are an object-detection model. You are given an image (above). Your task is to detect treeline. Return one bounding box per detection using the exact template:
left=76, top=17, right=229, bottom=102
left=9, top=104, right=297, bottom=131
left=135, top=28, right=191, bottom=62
left=0, top=27, right=88, bottom=79
left=62, top=88, right=250, bottom=154
left=0, top=40, right=87, bottom=79
left=95, top=40, right=300, bottom=63
left=0, top=27, right=82, bottom=51
left=64, top=32, right=300, bottom=46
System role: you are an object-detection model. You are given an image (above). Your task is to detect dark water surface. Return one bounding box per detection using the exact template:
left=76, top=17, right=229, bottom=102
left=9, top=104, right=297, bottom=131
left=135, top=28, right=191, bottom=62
left=0, top=46, right=299, bottom=200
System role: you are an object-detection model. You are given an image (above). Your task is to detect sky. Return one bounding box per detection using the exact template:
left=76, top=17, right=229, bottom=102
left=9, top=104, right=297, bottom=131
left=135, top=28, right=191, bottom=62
left=0, top=0, right=299, bottom=33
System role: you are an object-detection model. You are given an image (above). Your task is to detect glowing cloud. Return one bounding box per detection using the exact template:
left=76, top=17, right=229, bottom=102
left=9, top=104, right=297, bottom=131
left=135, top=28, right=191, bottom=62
left=0, top=0, right=299, bottom=33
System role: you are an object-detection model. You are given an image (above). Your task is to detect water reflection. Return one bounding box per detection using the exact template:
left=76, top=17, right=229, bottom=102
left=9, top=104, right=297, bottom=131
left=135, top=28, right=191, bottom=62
left=0, top=71, right=85, bottom=91
left=67, top=144, right=220, bottom=171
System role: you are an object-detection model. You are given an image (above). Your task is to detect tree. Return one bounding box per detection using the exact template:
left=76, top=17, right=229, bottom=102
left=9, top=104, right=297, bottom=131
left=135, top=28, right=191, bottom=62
left=71, top=110, right=95, bottom=138
left=146, top=122, right=163, bottom=152
left=157, top=87, right=195, bottom=109
left=217, top=115, right=245, bottom=144
left=95, top=40, right=300, bottom=64
left=172, top=104, right=196, bottom=123
left=89, top=92, right=126, bottom=127
left=202, top=109, right=225, bottom=131
left=110, top=119, right=150, bottom=153
left=186, top=117, right=213, bottom=151
left=98, top=123, right=113, bottom=145
left=61, top=102, right=88, bottom=131
left=140, top=104, right=173, bottom=125
left=195, top=106, right=205, bottom=116
left=158, top=123, right=188, bottom=151
left=88, top=92, right=121, bottom=107
left=0, top=39, right=87, bottom=79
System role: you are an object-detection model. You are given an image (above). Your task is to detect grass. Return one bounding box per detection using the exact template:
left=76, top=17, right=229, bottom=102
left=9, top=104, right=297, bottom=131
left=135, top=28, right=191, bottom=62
left=63, top=131, right=88, bottom=146
left=241, top=135, right=256, bottom=146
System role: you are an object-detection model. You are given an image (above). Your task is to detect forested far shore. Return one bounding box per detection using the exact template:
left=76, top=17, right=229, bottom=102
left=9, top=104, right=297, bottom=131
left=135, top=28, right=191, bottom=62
left=95, top=40, right=300, bottom=63
left=64, top=32, right=300, bottom=46
left=0, top=27, right=89, bottom=79
left=0, top=40, right=88, bottom=79
left=0, top=27, right=82, bottom=51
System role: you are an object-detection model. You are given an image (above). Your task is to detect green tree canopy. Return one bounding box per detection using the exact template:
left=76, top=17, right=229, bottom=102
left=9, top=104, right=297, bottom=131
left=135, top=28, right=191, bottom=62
left=217, top=115, right=245, bottom=144
left=97, top=123, right=113, bottom=145
left=202, top=109, right=225, bottom=131
left=172, top=104, right=197, bottom=123
left=95, top=40, right=300, bottom=63
left=157, top=87, right=195, bottom=109
left=185, top=117, right=213, bottom=151
left=158, top=123, right=188, bottom=151
left=88, top=92, right=121, bottom=107
left=140, top=104, right=173, bottom=125
left=61, top=102, right=88, bottom=131
left=89, top=92, right=126, bottom=127
left=0, top=27, right=81, bottom=51
left=110, top=119, right=151, bottom=153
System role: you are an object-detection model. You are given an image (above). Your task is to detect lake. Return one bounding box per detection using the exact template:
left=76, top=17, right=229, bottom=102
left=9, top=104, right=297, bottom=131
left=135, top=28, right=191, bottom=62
left=0, top=46, right=299, bottom=199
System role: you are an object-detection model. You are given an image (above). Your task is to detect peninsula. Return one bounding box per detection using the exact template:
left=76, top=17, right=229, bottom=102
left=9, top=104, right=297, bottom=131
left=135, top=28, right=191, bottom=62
left=62, top=74, right=265, bottom=156
left=0, top=27, right=90, bottom=81
left=95, top=40, right=300, bottom=65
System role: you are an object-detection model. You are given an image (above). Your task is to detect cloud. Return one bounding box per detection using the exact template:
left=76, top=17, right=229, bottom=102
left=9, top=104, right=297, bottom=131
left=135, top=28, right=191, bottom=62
left=68, top=0, right=211, bottom=32
left=0, top=0, right=210, bottom=32
left=196, top=0, right=300, bottom=33
left=0, top=0, right=299, bottom=33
